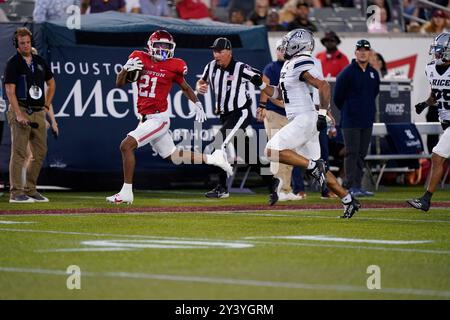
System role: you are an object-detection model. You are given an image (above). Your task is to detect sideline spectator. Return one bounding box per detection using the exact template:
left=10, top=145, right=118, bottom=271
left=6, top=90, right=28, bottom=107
left=140, top=0, right=170, bottom=16
left=248, top=0, right=270, bottom=25
left=369, top=50, right=387, bottom=78
left=266, top=8, right=287, bottom=31
left=81, top=0, right=126, bottom=14
left=3, top=27, right=55, bottom=203
left=228, top=7, right=246, bottom=24
left=126, top=0, right=140, bottom=13
left=33, top=0, right=80, bottom=23
left=333, top=39, right=380, bottom=198
left=175, top=0, right=211, bottom=19
left=286, top=1, right=318, bottom=32
left=315, top=31, right=349, bottom=78
left=421, top=9, right=449, bottom=35
left=368, top=6, right=389, bottom=33
left=278, top=0, right=297, bottom=26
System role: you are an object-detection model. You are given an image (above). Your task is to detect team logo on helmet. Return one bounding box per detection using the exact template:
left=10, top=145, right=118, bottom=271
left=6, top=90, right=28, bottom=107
left=148, top=30, right=176, bottom=61
left=429, top=32, right=450, bottom=65
left=282, top=28, right=315, bottom=60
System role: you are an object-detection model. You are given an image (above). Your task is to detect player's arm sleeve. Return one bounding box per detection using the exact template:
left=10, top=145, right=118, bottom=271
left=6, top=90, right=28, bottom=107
left=174, top=60, right=188, bottom=85
left=128, top=51, right=141, bottom=60
left=296, top=60, right=316, bottom=82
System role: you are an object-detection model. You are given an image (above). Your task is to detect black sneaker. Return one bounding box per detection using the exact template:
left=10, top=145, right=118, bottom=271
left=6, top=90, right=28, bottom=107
left=406, top=197, right=430, bottom=212
left=269, top=177, right=282, bottom=206
left=340, top=197, right=361, bottom=219
left=205, top=185, right=229, bottom=199
left=306, top=159, right=327, bottom=192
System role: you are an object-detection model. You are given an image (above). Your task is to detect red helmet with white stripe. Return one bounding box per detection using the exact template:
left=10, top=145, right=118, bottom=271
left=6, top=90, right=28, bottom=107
left=147, top=30, right=176, bottom=61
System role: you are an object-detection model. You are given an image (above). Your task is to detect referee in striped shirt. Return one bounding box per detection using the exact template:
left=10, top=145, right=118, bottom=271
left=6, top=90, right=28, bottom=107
left=196, top=37, right=280, bottom=205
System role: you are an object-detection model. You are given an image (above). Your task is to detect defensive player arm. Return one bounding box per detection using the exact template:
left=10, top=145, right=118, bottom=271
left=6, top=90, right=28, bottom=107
left=415, top=90, right=437, bottom=114
left=302, top=71, right=331, bottom=112
left=261, top=75, right=284, bottom=108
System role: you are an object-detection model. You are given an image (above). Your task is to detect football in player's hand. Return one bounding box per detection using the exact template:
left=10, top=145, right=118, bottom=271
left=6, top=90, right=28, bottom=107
left=126, top=70, right=140, bottom=83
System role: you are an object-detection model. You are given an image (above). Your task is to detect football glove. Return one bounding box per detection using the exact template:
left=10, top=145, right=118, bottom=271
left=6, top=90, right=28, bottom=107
left=123, top=57, right=143, bottom=72
left=250, top=74, right=266, bottom=90
left=414, top=101, right=429, bottom=115
left=190, top=101, right=207, bottom=123
left=316, top=115, right=327, bottom=131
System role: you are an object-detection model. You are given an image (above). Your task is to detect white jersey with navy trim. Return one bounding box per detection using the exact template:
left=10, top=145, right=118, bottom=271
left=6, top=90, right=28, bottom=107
left=425, top=61, right=450, bottom=122
left=279, top=54, right=322, bottom=119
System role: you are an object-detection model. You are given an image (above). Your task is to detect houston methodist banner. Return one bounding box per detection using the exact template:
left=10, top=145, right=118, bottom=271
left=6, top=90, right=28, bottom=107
left=46, top=46, right=269, bottom=175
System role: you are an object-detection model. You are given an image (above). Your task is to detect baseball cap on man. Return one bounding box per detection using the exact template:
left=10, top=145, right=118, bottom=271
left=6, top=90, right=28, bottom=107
left=356, top=39, right=371, bottom=49
left=210, top=37, right=232, bottom=50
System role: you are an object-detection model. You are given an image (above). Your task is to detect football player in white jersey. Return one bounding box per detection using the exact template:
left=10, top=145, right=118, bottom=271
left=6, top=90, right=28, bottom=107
left=250, top=29, right=360, bottom=219
left=407, top=32, right=450, bottom=212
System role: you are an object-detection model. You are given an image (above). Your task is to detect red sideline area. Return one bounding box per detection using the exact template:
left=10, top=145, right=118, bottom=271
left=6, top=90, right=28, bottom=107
left=1, top=202, right=449, bottom=215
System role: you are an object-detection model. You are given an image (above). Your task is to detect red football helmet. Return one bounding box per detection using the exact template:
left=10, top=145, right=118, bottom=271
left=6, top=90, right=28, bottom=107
left=147, top=30, right=176, bottom=61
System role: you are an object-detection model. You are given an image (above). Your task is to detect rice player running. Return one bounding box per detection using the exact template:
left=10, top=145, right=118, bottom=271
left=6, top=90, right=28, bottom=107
left=250, top=29, right=361, bottom=218
left=407, top=32, right=450, bottom=212
left=107, top=30, right=232, bottom=204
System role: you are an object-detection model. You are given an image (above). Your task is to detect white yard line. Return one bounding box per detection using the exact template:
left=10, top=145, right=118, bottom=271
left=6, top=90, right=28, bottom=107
left=0, top=227, right=448, bottom=255
left=0, top=221, right=35, bottom=224
left=0, top=266, right=449, bottom=298
left=246, top=235, right=433, bottom=245
left=2, top=208, right=450, bottom=224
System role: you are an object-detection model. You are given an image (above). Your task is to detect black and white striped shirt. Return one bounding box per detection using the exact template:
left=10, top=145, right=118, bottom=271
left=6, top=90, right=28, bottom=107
left=201, top=59, right=261, bottom=114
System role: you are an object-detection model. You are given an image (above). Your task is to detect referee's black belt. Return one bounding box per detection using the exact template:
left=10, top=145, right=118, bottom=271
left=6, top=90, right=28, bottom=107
left=442, top=120, right=450, bottom=130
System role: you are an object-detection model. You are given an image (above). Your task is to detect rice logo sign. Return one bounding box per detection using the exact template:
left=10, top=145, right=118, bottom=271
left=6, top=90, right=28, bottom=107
left=385, top=103, right=405, bottom=116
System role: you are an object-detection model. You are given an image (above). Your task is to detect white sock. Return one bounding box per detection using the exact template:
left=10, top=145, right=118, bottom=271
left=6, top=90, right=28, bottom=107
left=120, top=183, right=133, bottom=194
left=307, top=160, right=315, bottom=170
left=341, top=193, right=352, bottom=204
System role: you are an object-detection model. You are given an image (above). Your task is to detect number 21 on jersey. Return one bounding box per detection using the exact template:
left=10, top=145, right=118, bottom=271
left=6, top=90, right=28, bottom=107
left=139, top=75, right=158, bottom=98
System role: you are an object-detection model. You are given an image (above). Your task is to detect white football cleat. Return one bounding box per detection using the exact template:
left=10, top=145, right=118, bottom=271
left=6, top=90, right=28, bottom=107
left=207, top=150, right=233, bottom=177
left=106, top=192, right=134, bottom=205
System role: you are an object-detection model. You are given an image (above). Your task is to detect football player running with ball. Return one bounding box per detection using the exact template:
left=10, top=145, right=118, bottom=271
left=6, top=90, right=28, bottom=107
left=407, top=32, right=450, bottom=212
left=107, top=30, right=232, bottom=204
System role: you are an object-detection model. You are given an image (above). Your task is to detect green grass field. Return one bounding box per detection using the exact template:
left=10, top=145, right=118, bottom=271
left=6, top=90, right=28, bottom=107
left=0, top=187, right=449, bottom=300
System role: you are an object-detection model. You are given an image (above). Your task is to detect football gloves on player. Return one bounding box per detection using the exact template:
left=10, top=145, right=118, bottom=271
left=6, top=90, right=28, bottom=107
left=317, top=115, right=328, bottom=131
left=123, top=57, right=143, bottom=72
left=250, top=74, right=266, bottom=90
left=190, top=101, right=207, bottom=123
left=414, top=101, right=429, bottom=115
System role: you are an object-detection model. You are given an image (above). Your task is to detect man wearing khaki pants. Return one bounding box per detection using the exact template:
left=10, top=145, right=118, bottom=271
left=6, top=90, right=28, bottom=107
left=4, top=27, right=55, bottom=203
left=256, top=40, right=302, bottom=201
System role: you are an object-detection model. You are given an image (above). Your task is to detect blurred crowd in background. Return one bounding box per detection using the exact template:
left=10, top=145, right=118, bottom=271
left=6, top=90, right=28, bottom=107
left=0, top=0, right=449, bottom=35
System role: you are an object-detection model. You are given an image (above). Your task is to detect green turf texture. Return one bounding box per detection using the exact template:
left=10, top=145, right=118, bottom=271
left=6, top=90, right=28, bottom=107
left=0, top=187, right=449, bottom=299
